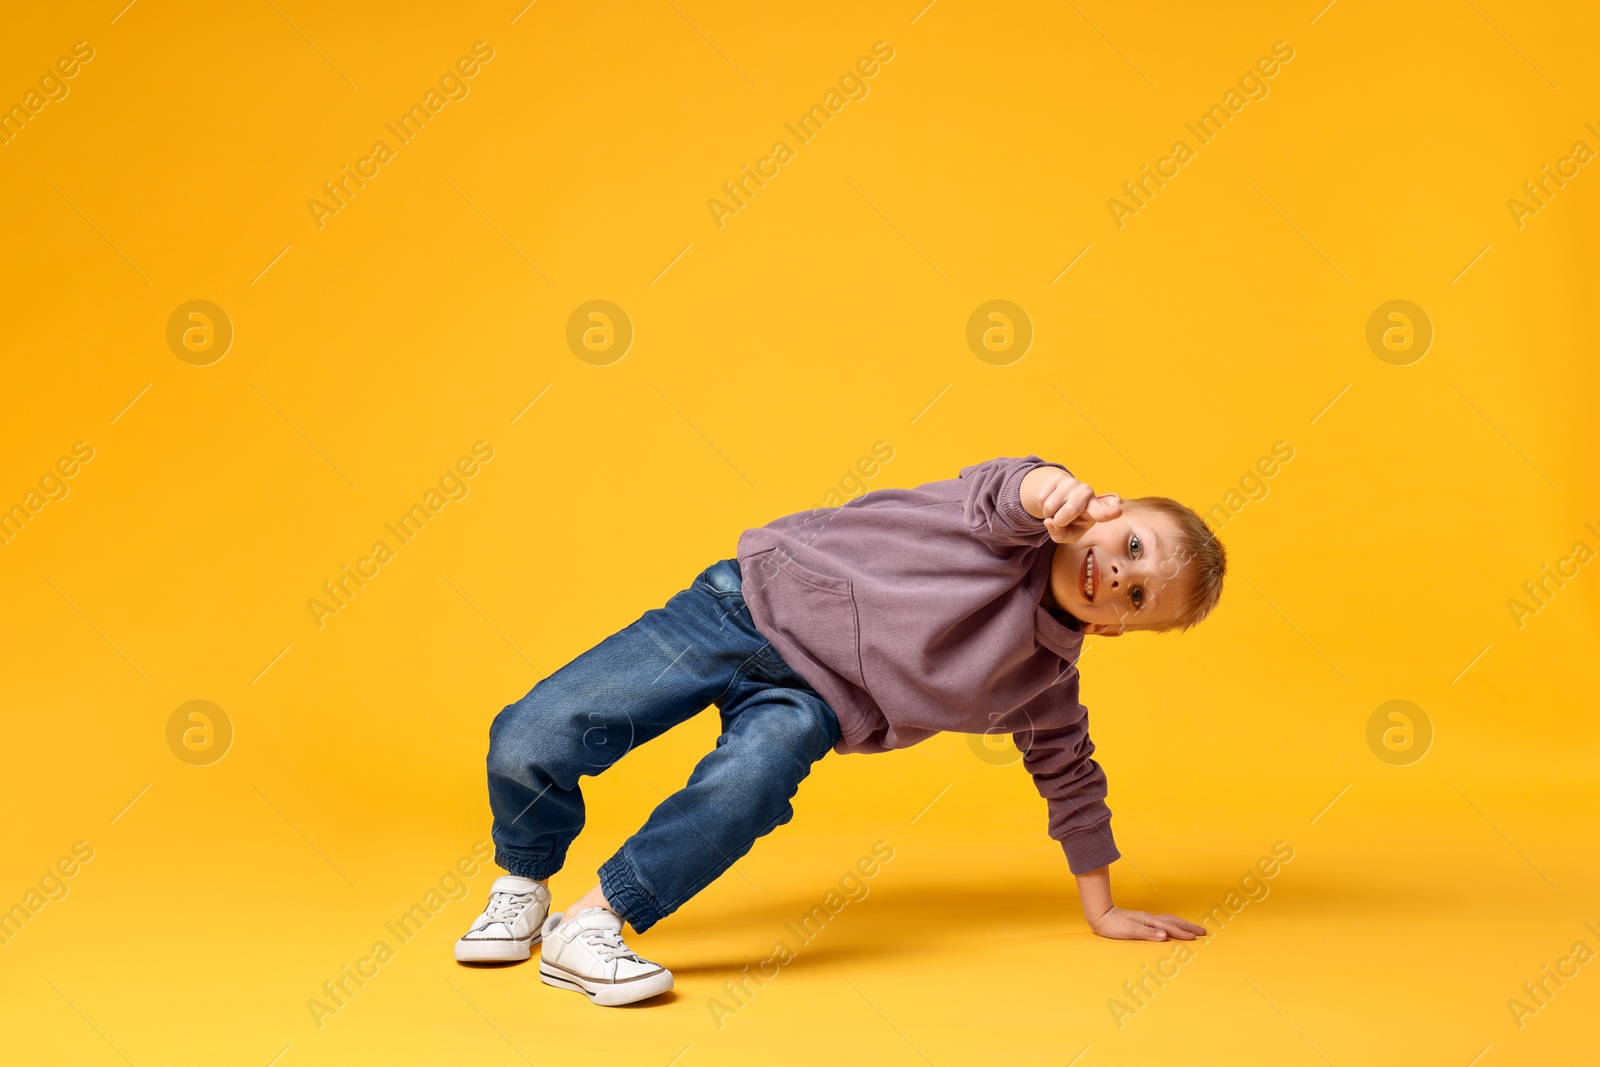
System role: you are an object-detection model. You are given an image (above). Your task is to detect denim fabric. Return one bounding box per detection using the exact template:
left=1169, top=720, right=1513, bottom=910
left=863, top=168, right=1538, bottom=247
left=485, top=557, right=840, bottom=933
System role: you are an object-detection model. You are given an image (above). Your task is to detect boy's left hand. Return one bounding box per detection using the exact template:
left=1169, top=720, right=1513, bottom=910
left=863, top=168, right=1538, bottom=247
left=1087, top=905, right=1208, bottom=942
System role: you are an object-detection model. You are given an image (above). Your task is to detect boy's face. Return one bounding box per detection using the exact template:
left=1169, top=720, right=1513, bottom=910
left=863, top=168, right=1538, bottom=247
left=1049, top=507, right=1189, bottom=635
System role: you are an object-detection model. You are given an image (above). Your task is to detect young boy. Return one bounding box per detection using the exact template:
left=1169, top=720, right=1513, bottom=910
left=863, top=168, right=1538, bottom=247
left=454, top=456, right=1225, bottom=1005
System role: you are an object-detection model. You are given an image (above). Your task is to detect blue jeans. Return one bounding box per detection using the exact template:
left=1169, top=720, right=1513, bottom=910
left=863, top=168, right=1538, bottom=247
left=486, top=557, right=841, bottom=933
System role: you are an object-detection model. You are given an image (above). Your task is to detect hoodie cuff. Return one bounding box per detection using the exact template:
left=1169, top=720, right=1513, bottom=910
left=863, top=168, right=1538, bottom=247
left=1059, top=826, right=1122, bottom=875
left=1001, top=459, right=1070, bottom=533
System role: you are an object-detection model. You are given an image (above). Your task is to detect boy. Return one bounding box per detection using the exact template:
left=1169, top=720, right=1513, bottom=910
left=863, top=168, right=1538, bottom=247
left=454, top=456, right=1224, bottom=1005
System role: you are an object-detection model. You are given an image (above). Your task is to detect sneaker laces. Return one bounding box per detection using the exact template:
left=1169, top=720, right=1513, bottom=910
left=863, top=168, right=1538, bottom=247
left=477, top=890, right=536, bottom=928
left=580, top=924, right=645, bottom=963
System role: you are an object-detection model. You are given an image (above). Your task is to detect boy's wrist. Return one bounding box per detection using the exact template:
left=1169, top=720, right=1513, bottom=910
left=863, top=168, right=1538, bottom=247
left=1018, top=464, right=1062, bottom=520
left=1075, top=865, right=1115, bottom=921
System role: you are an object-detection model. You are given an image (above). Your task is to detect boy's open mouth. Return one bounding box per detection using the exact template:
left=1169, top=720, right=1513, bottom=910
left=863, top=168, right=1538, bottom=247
left=1080, top=547, right=1098, bottom=602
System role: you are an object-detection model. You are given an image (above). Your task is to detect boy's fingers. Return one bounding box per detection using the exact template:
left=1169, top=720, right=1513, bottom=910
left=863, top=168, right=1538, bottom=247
left=1152, top=915, right=1206, bottom=939
left=1051, top=484, right=1091, bottom=521
left=1084, top=495, right=1123, bottom=522
left=1121, top=913, right=1163, bottom=939
left=1042, top=477, right=1085, bottom=516
left=1050, top=517, right=1091, bottom=544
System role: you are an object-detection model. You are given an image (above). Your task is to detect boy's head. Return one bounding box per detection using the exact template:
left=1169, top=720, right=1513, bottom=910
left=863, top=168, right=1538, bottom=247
left=1059, top=496, right=1226, bottom=636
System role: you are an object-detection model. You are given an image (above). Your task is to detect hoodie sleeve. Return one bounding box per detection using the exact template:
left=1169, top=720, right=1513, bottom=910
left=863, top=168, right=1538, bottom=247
left=1012, top=681, right=1121, bottom=875
left=957, top=456, right=1072, bottom=549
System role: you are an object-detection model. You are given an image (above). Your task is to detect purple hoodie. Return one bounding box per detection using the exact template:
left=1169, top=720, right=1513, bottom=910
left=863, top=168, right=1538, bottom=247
left=736, top=456, right=1119, bottom=875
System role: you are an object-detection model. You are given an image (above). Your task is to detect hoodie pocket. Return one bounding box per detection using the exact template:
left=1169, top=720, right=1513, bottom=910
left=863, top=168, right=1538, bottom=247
left=747, top=549, right=867, bottom=691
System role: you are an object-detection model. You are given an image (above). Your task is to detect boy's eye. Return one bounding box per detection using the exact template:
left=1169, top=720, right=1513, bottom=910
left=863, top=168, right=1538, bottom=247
left=1131, top=587, right=1144, bottom=609
left=1129, top=534, right=1141, bottom=557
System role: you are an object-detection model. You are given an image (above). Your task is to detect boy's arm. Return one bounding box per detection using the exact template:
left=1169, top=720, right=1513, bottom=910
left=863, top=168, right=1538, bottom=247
left=956, top=456, right=1072, bottom=548
left=1013, top=700, right=1119, bottom=873
left=1015, top=689, right=1208, bottom=942
left=958, top=456, right=1121, bottom=548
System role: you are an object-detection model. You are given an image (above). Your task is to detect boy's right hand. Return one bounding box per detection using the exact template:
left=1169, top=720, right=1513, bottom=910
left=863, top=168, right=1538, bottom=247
left=1075, top=867, right=1207, bottom=942
left=1087, top=905, right=1208, bottom=942
left=1020, top=467, right=1122, bottom=544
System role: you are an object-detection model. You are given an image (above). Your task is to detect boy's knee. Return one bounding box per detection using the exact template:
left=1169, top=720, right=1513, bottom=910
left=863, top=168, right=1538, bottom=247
left=740, top=702, right=831, bottom=775
left=488, top=691, right=633, bottom=782
left=488, top=694, right=576, bottom=780
left=486, top=727, right=542, bottom=784
left=765, top=701, right=832, bottom=746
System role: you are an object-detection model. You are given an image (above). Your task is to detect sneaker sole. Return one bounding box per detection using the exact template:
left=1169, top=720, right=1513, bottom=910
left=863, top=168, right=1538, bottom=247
left=539, top=961, right=674, bottom=1006
left=454, top=931, right=540, bottom=963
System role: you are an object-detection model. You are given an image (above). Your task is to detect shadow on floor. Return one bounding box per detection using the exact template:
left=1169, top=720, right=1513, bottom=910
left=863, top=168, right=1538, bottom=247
left=649, top=869, right=1391, bottom=977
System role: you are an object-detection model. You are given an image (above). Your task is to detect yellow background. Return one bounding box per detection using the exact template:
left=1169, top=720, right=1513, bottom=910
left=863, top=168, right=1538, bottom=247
left=2, top=1, right=1597, bottom=1064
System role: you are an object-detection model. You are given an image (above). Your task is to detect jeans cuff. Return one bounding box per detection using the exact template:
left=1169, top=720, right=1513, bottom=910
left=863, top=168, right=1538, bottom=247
left=495, top=844, right=566, bottom=881
left=598, top=849, right=664, bottom=933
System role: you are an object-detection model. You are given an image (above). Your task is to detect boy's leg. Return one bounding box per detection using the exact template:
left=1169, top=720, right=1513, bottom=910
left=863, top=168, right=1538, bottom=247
left=486, top=559, right=765, bottom=881
left=595, top=654, right=841, bottom=934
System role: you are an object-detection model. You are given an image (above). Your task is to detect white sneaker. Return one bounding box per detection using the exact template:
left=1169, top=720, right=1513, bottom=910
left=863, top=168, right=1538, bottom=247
left=454, top=875, right=551, bottom=962
left=538, top=907, right=674, bottom=1006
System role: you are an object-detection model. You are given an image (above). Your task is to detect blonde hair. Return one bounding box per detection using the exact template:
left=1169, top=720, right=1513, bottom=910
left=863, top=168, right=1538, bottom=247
left=1123, top=496, right=1227, bottom=633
